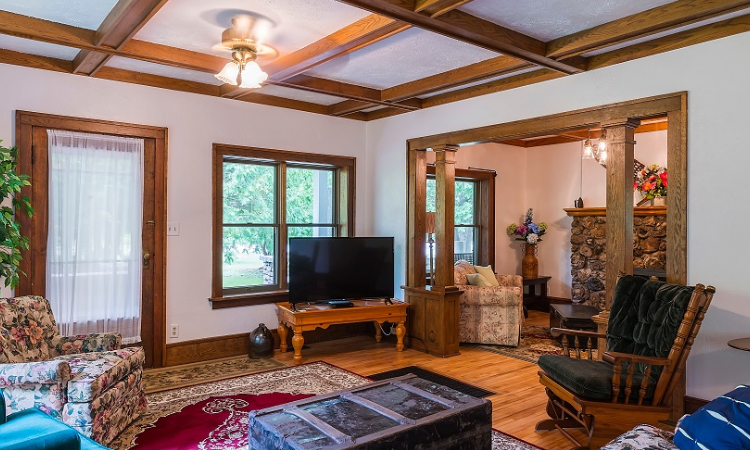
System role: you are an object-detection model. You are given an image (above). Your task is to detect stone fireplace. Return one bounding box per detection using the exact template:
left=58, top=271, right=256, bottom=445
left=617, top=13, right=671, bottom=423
left=565, top=206, right=667, bottom=309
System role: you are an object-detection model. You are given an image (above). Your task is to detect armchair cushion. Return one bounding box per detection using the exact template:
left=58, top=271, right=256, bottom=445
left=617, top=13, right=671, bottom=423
left=538, top=355, right=653, bottom=402
left=0, top=296, right=59, bottom=363
left=454, top=260, right=477, bottom=285
left=466, top=273, right=491, bottom=286
left=1, top=407, right=110, bottom=450
left=673, top=384, right=750, bottom=450
left=49, top=333, right=121, bottom=358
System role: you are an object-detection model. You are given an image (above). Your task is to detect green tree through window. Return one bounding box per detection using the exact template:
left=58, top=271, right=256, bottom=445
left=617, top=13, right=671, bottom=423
left=426, top=177, right=478, bottom=264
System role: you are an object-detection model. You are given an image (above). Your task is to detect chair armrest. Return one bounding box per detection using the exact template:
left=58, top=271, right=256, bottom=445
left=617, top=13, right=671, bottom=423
left=49, top=332, right=122, bottom=357
left=0, top=360, right=71, bottom=387
left=495, top=274, right=522, bottom=288
left=602, top=351, right=671, bottom=367
left=602, top=351, right=672, bottom=404
left=458, top=285, right=521, bottom=306
left=549, top=328, right=605, bottom=339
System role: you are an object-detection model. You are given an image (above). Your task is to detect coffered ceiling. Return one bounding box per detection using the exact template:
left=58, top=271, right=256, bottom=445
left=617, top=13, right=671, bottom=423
left=0, top=0, right=749, bottom=120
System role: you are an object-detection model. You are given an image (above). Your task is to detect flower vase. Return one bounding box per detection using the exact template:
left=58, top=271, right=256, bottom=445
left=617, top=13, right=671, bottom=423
left=522, top=243, right=539, bottom=279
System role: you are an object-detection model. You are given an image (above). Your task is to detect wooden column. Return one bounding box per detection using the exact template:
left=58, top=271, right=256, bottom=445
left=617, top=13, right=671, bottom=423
left=434, top=145, right=458, bottom=286
left=603, top=118, right=640, bottom=309
left=406, top=146, right=427, bottom=286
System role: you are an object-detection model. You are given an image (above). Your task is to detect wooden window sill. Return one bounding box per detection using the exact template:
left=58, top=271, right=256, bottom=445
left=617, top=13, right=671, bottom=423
left=209, top=290, right=289, bottom=309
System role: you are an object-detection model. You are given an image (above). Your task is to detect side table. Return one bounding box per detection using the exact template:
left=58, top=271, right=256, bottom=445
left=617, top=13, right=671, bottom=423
left=549, top=303, right=601, bottom=348
left=522, top=276, right=551, bottom=317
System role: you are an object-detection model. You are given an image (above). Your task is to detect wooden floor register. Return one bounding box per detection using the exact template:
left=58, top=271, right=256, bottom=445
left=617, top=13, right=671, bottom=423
left=277, top=300, right=407, bottom=365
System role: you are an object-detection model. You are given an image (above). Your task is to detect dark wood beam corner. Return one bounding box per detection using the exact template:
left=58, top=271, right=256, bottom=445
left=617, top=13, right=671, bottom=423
left=329, top=99, right=375, bottom=116
left=72, top=0, right=171, bottom=75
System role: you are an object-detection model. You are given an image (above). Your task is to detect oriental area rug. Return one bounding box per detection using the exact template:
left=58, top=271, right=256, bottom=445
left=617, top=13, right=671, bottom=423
left=468, top=324, right=565, bottom=363
left=109, top=361, right=543, bottom=450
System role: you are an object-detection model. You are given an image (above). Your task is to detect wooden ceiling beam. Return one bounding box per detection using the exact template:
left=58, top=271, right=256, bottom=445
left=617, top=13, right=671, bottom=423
left=383, top=55, right=531, bottom=101
left=587, top=13, right=750, bottom=70
left=328, top=97, right=422, bottom=115
left=263, top=14, right=410, bottom=83
left=73, top=0, right=170, bottom=75
left=0, top=47, right=72, bottom=73
left=547, top=0, right=750, bottom=59
left=336, top=0, right=583, bottom=74
left=414, top=0, right=475, bottom=17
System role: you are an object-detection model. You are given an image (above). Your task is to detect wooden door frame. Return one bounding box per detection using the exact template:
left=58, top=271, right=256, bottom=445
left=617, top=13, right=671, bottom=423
left=15, top=111, right=168, bottom=368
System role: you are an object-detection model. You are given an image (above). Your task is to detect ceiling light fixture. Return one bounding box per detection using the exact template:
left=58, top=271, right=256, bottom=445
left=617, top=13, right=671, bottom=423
left=581, top=127, right=608, bottom=167
left=215, top=16, right=269, bottom=89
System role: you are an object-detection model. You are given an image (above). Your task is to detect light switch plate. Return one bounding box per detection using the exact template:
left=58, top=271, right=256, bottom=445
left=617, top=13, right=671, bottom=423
left=167, top=222, right=180, bottom=236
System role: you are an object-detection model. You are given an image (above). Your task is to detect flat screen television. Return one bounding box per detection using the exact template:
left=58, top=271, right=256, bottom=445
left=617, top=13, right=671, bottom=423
left=288, top=237, right=394, bottom=306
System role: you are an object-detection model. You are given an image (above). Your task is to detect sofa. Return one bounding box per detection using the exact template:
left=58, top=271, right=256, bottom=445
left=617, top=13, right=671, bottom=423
left=0, top=393, right=109, bottom=450
left=0, top=296, right=146, bottom=444
left=453, top=260, right=523, bottom=346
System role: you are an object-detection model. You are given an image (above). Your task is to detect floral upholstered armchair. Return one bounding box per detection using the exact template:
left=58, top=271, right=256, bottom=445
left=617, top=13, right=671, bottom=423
left=0, top=296, right=146, bottom=445
left=454, top=261, right=523, bottom=347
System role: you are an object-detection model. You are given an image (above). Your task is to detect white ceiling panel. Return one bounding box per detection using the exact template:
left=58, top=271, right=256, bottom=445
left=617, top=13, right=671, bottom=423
left=0, top=34, right=78, bottom=60
left=0, top=0, right=119, bottom=30
left=254, top=84, right=345, bottom=106
left=134, top=0, right=371, bottom=60
left=305, top=28, right=500, bottom=89
left=105, top=56, right=224, bottom=86
left=460, top=0, right=677, bottom=41
left=583, top=7, right=750, bottom=56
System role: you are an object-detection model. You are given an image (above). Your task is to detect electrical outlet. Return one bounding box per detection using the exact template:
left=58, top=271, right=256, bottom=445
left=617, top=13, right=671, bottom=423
left=167, top=222, right=180, bottom=236
left=170, top=324, right=179, bottom=338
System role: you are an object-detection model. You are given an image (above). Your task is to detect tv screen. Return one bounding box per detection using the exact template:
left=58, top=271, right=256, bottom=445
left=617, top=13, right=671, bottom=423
left=288, top=237, right=394, bottom=305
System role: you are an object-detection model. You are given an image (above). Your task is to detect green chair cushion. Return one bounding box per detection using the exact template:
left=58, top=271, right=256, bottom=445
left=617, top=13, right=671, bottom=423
left=538, top=354, right=654, bottom=402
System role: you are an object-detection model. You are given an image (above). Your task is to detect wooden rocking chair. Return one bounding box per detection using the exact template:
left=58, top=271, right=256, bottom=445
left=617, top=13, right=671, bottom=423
left=535, top=275, right=715, bottom=449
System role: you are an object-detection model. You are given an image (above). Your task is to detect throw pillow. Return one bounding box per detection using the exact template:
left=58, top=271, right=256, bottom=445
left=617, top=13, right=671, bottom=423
left=474, top=265, right=499, bottom=286
left=466, top=273, right=491, bottom=286
left=673, top=384, right=750, bottom=449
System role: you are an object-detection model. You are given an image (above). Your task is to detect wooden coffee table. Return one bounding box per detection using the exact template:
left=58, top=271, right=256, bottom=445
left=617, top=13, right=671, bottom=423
left=276, top=300, right=408, bottom=365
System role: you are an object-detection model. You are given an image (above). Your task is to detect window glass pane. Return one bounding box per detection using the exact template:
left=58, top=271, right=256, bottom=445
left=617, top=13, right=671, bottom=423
left=223, top=226, right=276, bottom=289
left=287, top=226, right=335, bottom=239
left=426, top=178, right=436, bottom=212
left=455, top=181, right=475, bottom=224
left=287, top=167, right=334, bottom=224
left=223, top=162, right=275, bottom=224
left=454, top=226, right=476, bottom=264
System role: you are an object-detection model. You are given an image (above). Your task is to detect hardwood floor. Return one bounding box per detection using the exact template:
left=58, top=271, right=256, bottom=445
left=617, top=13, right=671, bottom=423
left=272, top=311, right=586, bottom=450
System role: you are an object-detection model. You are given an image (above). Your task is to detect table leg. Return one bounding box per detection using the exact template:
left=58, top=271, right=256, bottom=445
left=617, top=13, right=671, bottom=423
left=395, top=321, right=406, bottom=352
left=374, top=321, right=382, bottom=342
left=292, top=327, right=304, bottom=365
left=278, top=323, right=288, bottom=353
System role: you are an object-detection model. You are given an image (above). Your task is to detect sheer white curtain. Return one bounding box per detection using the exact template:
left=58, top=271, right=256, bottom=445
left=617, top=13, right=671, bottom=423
left=46, top=130, right=144, bottom=344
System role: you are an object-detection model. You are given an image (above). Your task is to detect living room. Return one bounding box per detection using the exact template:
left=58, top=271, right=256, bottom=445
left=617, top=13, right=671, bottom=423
left=1, top=1, right=750, bottom=450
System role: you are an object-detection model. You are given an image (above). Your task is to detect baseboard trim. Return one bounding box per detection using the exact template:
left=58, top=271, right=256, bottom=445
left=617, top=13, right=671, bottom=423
left=165, top=322, right=373, bottom=366
left=684, top=395, right=709, bottom=414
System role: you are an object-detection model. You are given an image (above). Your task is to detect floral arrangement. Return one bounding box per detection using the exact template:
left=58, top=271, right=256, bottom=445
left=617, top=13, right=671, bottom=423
left=506, top=208, right=547, bottom=244
left=634, top=164, right=667, bottom=200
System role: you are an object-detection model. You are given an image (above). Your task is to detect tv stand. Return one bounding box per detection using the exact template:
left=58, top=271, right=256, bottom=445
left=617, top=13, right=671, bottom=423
left=277, top=300, right=408, bottom=365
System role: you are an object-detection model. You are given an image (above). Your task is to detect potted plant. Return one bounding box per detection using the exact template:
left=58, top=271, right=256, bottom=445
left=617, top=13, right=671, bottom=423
left=507, top=208, right=547, bottom=279
left=0, top=140, right=34, bottom=288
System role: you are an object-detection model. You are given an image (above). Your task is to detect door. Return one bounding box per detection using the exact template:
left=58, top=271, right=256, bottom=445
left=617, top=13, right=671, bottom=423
left=16, top=111, right=167, bottom=368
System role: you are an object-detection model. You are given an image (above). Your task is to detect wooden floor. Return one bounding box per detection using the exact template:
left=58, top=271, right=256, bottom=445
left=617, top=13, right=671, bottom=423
left=272, top=311, right=586, bottom=450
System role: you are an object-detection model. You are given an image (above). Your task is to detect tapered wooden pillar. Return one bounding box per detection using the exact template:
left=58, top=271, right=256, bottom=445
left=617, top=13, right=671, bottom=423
left=406, top=146, right=428, bottom=287
left=434, top=145, right=458, bottom=287
left=603, top=119, right=639, bottom=309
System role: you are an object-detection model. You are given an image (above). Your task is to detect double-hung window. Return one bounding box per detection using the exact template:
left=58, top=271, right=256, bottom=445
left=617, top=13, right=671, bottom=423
left=212, top=145, right=355, bottom=307
left=426, top=166, right=496, bottom=268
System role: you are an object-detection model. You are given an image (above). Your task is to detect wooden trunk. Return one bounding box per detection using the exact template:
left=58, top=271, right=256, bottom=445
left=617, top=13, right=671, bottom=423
left=249, top=374, right=491, bottom=450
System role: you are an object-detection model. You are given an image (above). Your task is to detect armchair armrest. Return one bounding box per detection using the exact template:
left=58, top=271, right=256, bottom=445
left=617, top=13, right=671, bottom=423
left=602, top=351, right=672, bottom=404
left=0, top=360, right=71, bottom=387
left=458, top=285, right=521, bottom=306
left=551, top=328, right=604, bottom=359
left=49, top=332, right=122, bottom=357
left=495, top=274, right=522, bottom=288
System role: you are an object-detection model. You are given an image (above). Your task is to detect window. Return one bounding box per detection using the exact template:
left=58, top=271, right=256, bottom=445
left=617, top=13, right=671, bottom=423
left=212, top=145, right=355, bottom=308
left=426, top=167, right=495, bottom=268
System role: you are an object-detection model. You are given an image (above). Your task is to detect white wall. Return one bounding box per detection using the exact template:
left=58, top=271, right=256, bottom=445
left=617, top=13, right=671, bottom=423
left=366, top=31, right=750, bottom=400
left=0, top=63, right=367, bottom=343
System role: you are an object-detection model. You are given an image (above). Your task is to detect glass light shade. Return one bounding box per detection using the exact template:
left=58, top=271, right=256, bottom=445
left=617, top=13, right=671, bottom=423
left=214, top=60, right=268, bottom=88
left=582, top=139, right=594, bottom=159
left=215, top=61, right=240, bottom=85
left=598, top=139, right=607, bottom=151
left=599, top=148, right=608, bottom=163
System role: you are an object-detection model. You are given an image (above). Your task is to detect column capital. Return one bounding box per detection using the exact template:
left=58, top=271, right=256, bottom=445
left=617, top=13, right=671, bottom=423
left=432, top=144, right=460, bottom=153
left=434, top=145, right=458, bottom=164
left=601, top=118, right=641, bottom=130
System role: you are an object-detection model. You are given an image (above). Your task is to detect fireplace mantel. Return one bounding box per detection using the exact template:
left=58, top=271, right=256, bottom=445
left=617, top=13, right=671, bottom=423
left=564, top=206, right=666, bottom=217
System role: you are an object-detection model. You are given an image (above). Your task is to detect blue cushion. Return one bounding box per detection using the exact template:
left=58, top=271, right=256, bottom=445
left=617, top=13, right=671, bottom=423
left=674, top=384, right=750, bottom=450
left=0, top=407, right=110, bottom=450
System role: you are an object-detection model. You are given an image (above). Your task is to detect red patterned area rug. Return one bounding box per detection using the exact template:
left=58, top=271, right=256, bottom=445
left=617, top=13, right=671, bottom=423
left=109, top=361, right=542, bottom=450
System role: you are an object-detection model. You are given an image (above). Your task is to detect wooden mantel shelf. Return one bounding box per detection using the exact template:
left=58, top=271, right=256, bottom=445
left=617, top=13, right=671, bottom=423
left=564, top=206, right=667, bottom=217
